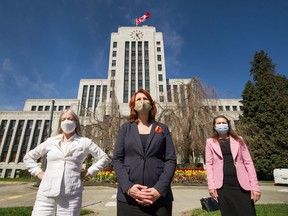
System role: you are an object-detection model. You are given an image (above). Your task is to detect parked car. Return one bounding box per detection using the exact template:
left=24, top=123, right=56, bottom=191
left=273, top=168, right=288, bottom=185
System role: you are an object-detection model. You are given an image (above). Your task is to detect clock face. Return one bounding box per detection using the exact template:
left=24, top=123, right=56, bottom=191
left=130, top=30, right=144, bottom=40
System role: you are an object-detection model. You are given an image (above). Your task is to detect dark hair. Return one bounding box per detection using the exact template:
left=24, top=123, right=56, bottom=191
left=212, top=115, right=239, bottom=142
left=128, top=89, right=157, bottom=123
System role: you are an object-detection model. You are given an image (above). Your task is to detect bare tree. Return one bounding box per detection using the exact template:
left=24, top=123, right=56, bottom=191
left=157, top=77, right=218, bottom=166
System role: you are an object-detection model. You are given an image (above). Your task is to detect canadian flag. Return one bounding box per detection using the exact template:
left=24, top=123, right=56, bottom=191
left=136, top=12, right=150, bottom=26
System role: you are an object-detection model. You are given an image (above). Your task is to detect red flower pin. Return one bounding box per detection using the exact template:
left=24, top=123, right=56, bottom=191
left=155, top=125, right=163, bottom=133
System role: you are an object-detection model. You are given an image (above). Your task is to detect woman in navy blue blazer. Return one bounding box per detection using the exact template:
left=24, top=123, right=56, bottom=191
left=113, top=89, right=177, bottom=216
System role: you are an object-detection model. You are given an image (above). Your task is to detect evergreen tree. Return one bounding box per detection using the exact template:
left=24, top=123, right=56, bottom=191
left=239, top=50, right=288, bottom=180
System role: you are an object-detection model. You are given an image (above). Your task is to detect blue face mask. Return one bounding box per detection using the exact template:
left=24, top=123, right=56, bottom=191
left=215, top=124, right=229, bottom=134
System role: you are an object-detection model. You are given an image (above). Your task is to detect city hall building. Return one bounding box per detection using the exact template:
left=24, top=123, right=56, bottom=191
left=0, top=26, right=242, bottom=178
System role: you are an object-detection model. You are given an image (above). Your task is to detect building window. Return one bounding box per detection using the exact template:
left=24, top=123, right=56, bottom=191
left=173, top=85, right=178, bottom=103
left=111, top=70, right=116, bottom=76
left=225, top=106, right=230, bottom=111
left=156, top=41, right=161, bottom=45
left=102, top=85, right=107, bottom=102
left=65, top=106, right=70, bottom=110
left=112, top=60, right=116, bottom=67
left=88, top=85, right=94, bottom=108
left=159, top=96, right=164, bottom=102
left=159, top=85, right=164, bottom=92
left=211, top=106, right=216, bottom=111
left=239, top=106, right=244, bottom=111
left=38, top=106, right=43, bottom=111
left=95, top=85, right=101, bottom=108
left=167, top=85, right=172, bottom=102
left=157, top=55, right=161, bottom=61
left=158, top=64, right=162, bottom=71
left=112, top=51, right=117, bottom=57
left=80, top=85, right=88, bottom=116
left=232, top=106, right=237, bottom=111
left=53, top=106, right=57, bottom=111
left=158, top=74, right=163, bottom=81
left=157, top=47, right=161, bottom=52
left=111, top=80, right=115, bottom=88
left=218, top=106, right=223, bottom=111
left=113, top=42, right=117, bottom=48
left=58, top=106, right=64, bottom=111
left=31, top=106, right=36, bottom=111
left=45, top=106, right=50, bottom=111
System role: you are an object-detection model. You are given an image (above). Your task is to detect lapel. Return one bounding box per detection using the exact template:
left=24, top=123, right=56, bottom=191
left=211, top=139, right=223, bottom=159
left=131, top=122, right=144, bottom=154
left=145, top=122, right=157, bottom=155
left=229, top=137, right=240, bottom=160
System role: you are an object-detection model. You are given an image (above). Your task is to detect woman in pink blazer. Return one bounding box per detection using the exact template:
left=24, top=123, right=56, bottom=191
left=205, top=115, right=261, bottom=216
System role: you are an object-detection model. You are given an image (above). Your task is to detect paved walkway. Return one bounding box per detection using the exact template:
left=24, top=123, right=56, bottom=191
left=0, top=182, right=287, bottom=215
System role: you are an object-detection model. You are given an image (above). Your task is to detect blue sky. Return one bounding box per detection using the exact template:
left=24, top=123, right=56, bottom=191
left=1, top=0, right=288, bottom=110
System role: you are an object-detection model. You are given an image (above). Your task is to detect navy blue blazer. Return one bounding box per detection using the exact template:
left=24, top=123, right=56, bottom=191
left=113, top=121, right=177, bottom=205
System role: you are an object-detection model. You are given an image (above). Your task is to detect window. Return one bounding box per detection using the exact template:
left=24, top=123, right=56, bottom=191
left=211, top=106, right=216, bottom=111
left=159, top=85, right=163, bottom=92
left=232, top=106, right=237, bottom=111
left=218, top=106, right=223, bottom=111
left=157, top=55, right=162, bottom=61
left=158, top=74, right=163, bottom=81
left=158, top=64, right=162, bottom=71
left=156, top=41, right=161, bottom=45
left=65, top=106, right=70, bottom=110
left=159, top=96, right=164, bottom=102
left=225, top=106, right=230, bottom=111
left=58, top=106, right=64, bottom=111
left=113, top=42, right=117, bottom=48
left=239, top=106, right=244, bottom=111
left=167, top=85, right=172, bottom=102
left=111, top=80, right=115, bottom=87
left=112, top=51, right=117, bottom=57
left=112, top=60, right=116, bottom=67
left=111, top=70, right=116, bottom=76
left=157, top=47, right=161, bottom=52
left=38, top=106, right=43, bottom=111
left=31, top=106, right=36, bottom=111
left=45, top=106, right=50, bottom=111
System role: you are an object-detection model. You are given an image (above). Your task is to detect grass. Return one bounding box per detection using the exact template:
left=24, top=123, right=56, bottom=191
left=189, top=204, right=288, bottom=216
left=0, top=206, right=94, bottom=216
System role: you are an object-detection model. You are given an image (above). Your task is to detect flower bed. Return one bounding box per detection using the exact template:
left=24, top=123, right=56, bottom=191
left=85, top=167, right=207, bottom=185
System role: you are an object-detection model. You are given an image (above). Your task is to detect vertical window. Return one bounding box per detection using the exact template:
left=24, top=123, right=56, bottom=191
left=113, top=42, right=117, bottom=48
left=158, top=64, right=162, bottom=71
left=45, top=106, right=50, bottom=111
left=157, top=55, right=161, bottom=61
left=173, top=85, right=178, bottom=103
left=102, top=85, right=107, bottom=102
left=9, top=120, right=24, bottom=163
left=95, top=85, right=101, bottom=108
left=80, top=85, right=88, bottom=116
left=156, top=41, right=161, bottom=45
left=225, top=106, right=230, bottom=111
left=111, top=70, right=116, bottom=76
left=88, top=85, right=94, bottom=108
left=112, top=51, right=117, bottom=57
left=123, top=41, right=130, bottom=103
left=0, top=120, right=16, bottom=162
left=58, top=106, right=64, bottom=111
left=38, top=106, right=43, bottom=111
left=19, top=120, right=33, bottom=162
left=232, top=106, right=237, bottom=111
left=0, top=120, right=8, bottom=148
left=167, top=85, right=172, bottom=102
left=159, top=85, right=164, bottom=92
left=159, top=96, right=164, bottom=102
left=144, top=41, right=150, bottom=91
left=112, top=60, right=116, bottom=67
left=31, top=106, right=36, bottom=111
left=158, top=74, right=163, bottom=81
left=219, top=106, right=223, bottom=111
left=157, top=47, right=161, bottom=52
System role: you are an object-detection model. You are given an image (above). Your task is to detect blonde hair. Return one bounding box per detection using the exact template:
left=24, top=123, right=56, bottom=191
left=56, top=109, right=82, bottom=136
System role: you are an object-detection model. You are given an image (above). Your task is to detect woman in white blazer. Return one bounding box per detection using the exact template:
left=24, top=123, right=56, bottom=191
left=24, top=109, right=110, bottom=216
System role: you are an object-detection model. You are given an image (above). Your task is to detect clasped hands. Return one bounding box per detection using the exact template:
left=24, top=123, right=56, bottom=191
left=128, top=184, right=161, bottom=206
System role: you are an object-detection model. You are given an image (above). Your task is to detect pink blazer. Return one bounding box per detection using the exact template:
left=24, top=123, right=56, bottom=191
left=205, top=137, right=260, bottom=192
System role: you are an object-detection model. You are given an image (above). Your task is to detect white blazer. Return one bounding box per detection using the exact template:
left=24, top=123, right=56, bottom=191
left=24, top=134, right=110, bottom=197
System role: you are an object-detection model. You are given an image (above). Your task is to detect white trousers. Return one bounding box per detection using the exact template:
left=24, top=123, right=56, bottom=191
left=32, top=193, right=82, bottom=216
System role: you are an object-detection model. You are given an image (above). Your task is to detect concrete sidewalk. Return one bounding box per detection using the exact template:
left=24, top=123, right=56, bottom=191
left=0, top=182, right=287, bottom=215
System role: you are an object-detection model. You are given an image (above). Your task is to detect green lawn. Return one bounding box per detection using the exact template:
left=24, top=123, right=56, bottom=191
left=0, top=206, right=94, bottom=216
left=190, top=204, right=288, bottom=216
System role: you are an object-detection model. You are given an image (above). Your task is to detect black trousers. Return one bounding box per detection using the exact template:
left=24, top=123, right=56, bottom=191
left=117, top=200, right=172, bottom=216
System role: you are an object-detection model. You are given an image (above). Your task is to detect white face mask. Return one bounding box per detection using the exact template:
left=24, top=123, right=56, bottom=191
left=215, top=124, right=229, bottom=134
left=134, top=100, right=152, bottom=114
left=61, top=120, right=76, bottom=134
